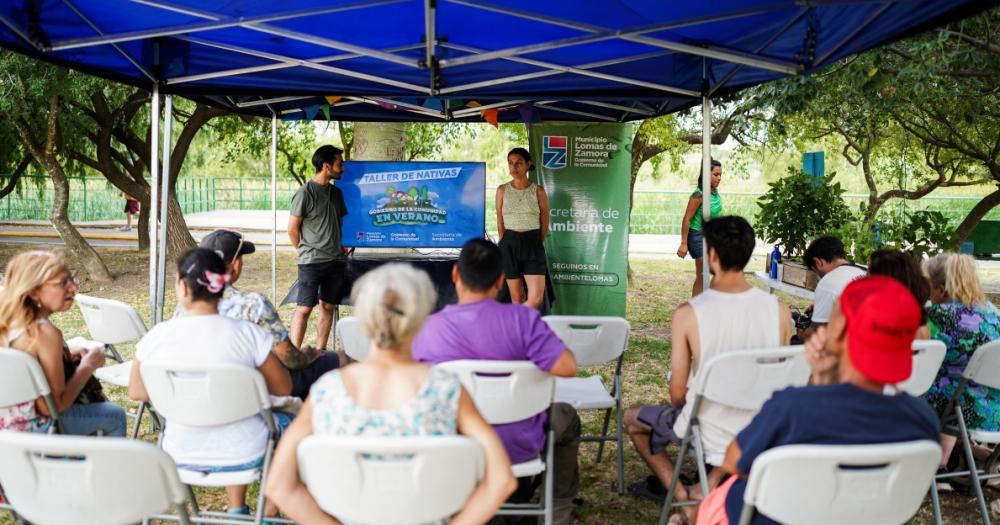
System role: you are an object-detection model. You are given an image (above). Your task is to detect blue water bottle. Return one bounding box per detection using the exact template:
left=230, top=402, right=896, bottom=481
left=769, top=246, right=782, bottom=279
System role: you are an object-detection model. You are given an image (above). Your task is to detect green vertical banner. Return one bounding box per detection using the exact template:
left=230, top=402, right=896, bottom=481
left=530, top=122, right=633, bottom=316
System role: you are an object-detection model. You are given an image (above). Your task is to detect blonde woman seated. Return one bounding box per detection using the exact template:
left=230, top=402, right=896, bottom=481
left=0, top=250, right=126, bottom=436
left=923, top=253, right=1000, bottom=469
left=265, top=263, right=516, bottom=524
left=128, top=248, right=292, bottom=520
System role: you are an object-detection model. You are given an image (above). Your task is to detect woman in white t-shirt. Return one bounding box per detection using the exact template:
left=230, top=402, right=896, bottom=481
left=128, top=248, right=292, bottom=519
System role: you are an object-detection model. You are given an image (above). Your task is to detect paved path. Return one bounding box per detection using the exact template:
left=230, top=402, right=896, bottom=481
left=3, top=210, right=998, bottom=269
left=1, top=210, right=769, bottom=259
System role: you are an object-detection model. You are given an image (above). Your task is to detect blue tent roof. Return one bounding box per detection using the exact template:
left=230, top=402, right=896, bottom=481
left=0, top=0, right=992, bottom=122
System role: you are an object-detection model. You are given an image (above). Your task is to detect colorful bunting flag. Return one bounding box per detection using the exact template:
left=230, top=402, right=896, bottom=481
left=320, top=103, right=331, bottom=121
left=325, top=95, right=343, bottom=105
left=422, top=98, right=445, bottom=112
left=304, top=105, right=319, bottom=121
left=482, top=108, right=499, bottom=128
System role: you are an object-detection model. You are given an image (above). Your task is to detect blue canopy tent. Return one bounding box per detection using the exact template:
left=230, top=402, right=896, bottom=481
left=0, top=0, right=993, bottom=335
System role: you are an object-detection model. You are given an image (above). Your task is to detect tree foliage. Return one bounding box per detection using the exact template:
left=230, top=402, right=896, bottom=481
left=750, top=7, right=1000, bottom=245
left=754, top=168, right=853, bottom=257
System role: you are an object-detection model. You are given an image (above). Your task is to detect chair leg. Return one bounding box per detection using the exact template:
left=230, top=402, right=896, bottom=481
left=691, top=427, right=710, bottom=500
left=105, top=344, right=124, bottom=363
left=616, top=387, right=625, bottom=496
left=177, top=502, right=193, bottom=525
left=929, top=479, right=942, bottom=525
left=186, top=484, right=201, bottom=516
left=595, top=407, right=612, bottom=463
left=130, top=401, right=147, bottom=439
left=659, top=432, right=693, bottom=525
left=254, top=438, right=277, bottom=525
left=544, top=428, right=554, bottom=525
left=957, top=409, right=991, bottom=525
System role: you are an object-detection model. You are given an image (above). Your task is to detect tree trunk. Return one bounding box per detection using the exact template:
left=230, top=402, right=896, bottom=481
left=137, top=194, right=150, bottom=250
left=952, top=186, right=1000, bottom=246
left=353, top=122, right=405, bottom=161
left=166, top=191, right=196, bottom=255
left=0, top=156, right=31, bottom=199
left=10, top=95, right=113, bottom=283
left=48, top=161, right=114, bottom=283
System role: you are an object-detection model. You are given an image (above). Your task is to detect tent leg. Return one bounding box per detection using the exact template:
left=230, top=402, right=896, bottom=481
left=156, top=95, right=172, bottom=324
left=271, top=112, right=278, bottom=302
left=701, top=92, right=712, bottom=293
left=148, top=84, right=160, bottom=324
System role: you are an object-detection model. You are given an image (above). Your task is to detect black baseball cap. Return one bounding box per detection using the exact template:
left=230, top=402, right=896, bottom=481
left=200, top=229, right=256, bottom=263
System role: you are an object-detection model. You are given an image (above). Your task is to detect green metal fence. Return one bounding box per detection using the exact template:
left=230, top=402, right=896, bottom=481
left=3, top=174, right=999, bottom=235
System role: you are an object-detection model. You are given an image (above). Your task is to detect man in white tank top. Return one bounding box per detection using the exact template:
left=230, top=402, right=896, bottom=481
left=624, top=216, right=791, bottom=517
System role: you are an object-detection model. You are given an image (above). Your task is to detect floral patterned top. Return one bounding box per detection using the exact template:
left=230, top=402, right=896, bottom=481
left=311, top=368, right=461, bottom=437
left=0, top=400, right=49, bottom=433
left=0, top=325, right=51, bottom=433
left=925, top=301, right=1000, bottom=431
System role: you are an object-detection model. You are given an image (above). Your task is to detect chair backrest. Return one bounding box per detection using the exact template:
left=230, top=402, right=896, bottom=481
left=0, top=432, right=190, bottom=525
left=897, top=340, right=947, bottom=396
left=741, top=441, right=941, bottom=525
left=298, top=435, right=483, bottom=525
left=336, top=316, right=371, bottom=362
left=75, top=294, right=147, bottom=345
left=696, top=346, right=810, bottom=411
left=542, top=315, right=629, bottom=367
left=437, top=360, right=554, bottom=424
left=0, top=348, right=52, bottom=407
left=964, top=339, right=1000, bottom=390
left=140, top=362, right=271, bottom=427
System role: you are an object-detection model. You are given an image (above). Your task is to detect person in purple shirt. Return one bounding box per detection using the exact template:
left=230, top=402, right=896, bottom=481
left=413, top=238, right=581, bottom=525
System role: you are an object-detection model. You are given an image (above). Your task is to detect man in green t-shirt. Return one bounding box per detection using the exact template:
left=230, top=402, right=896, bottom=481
left=288, top=145, right=349, bottom=351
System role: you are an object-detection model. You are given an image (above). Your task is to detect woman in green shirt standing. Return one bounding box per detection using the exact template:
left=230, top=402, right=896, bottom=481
left=677, top=159, right=723, bottom=297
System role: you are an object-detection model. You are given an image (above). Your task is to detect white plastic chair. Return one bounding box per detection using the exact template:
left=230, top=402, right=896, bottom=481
left=75, top=293, right=147, bottom=363
left=0, top=432, right=194, bottom=525
left=898, top=339, right=946, bottom=396
left=930, top=339, right=1000, bottom=525
left=543, top=315, right=630, bottom=495
left=0, top=347, right=62, bottom=434
left=659, top=346, right=811, bottom=525
left=438, top=360, right=555, bottom=524
left=140, top=362, right=279, bottom=525
left=75, top=293, right=155, bottom=438
left=336, top=316, right=371, bottom=362
left=297, top=435, right=484, bottom=524
left=738, top=441, right=941, bottom=525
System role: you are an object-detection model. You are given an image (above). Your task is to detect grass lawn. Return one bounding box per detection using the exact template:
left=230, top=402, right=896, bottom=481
left=0, top=244, right=997, bottom=524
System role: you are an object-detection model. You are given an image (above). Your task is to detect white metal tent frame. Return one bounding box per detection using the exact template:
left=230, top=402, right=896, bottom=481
left=2, top=0, right=917, bottom=322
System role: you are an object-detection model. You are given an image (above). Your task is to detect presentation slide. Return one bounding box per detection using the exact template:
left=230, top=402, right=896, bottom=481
left=339, top=161, right=486, bottom=248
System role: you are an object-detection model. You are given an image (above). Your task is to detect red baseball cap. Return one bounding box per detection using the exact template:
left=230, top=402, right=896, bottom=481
left=839, top=276, right=922, bottom=384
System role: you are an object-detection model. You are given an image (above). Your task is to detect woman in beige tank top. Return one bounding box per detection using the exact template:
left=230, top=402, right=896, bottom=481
left=496, top=148, right=550, bottom=309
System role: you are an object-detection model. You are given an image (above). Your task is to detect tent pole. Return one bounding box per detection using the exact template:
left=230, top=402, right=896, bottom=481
left=148, top=84, right=160, bottom=324
left=157, top=95, right=173, bottom=323
left=271, top=112, right=278, bottom=302
left=701, top=65, right=711, bottom=294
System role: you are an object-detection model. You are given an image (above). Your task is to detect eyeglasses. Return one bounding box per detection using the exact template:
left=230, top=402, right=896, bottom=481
left=46, top=273, right=76, bottom=289
left=230, top=233, right=244, bottom=265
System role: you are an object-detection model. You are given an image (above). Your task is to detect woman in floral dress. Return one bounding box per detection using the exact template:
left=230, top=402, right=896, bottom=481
left=924, top=253, right=1000, bottom=466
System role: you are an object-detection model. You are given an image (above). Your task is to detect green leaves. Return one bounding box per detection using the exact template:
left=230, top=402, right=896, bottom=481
left=839, top=209, right=955, bottom=263
left=754, top=168, right=853, bottom=257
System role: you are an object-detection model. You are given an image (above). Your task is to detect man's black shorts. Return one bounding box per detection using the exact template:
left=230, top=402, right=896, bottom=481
left=296, top=260, right=346, bottom=307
